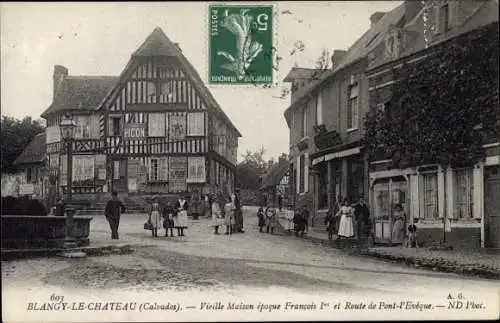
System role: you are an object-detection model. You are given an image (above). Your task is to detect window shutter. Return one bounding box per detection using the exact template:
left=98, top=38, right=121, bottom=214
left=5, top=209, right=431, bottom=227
left=159, top=157, right=168, bottom=181
left=148, top=113, right=165, bottom=137
left=149, top=159, right=155, bottom=181
left=296, top=156, right=300, bottom=194
left=446, top=168, right=455, bottom=219
left=410, top=174, right=420, bottom=219
left=108, top=118, right=114, bottom=136
left=472, top=166, right=482, bottom=219
left=304, top=153, right=309, bottom=192
left=437, top=168, right=445, bottom=218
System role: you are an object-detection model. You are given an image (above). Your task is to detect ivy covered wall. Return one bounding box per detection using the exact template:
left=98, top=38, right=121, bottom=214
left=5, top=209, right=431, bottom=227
left=365, top=22, right=499, bottom=169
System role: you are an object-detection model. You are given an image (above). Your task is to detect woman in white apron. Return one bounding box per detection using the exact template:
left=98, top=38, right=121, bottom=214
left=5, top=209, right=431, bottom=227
left=174, top=196, right=189, bottom=236
left=212, top=192, right=226, bottom=234
left=336, top=199, right=354, bottom=239
left=149, top=196, right=162, bottom=238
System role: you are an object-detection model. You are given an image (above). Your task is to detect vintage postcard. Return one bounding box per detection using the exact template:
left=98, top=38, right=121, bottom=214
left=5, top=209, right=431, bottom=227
left=1, top=1, right=499, bottom=322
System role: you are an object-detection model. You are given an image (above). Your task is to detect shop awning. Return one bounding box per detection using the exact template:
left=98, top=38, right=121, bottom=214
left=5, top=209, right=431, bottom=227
left=312, top=146, right=362, bottom=166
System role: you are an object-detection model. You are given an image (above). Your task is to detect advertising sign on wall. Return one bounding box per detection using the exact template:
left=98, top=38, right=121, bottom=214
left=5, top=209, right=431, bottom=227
left=124, top=123, right=146, bottom=138
left=169, top=157, right=187, bottom=192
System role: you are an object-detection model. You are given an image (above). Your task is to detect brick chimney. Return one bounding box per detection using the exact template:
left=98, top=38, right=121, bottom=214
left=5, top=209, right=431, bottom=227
left=370, top=12, right=386, bottom=27
left=174, top=42, right=182, bottom=53
left=53, top=65, right=68, bottom=100
left=331, top=50, right=347, bottom=70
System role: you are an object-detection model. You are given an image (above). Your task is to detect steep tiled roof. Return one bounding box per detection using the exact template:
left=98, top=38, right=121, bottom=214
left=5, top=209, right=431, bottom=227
left=13, top=132, right=46, bottom=165
left=41, top=76, right=118, bottom=118
left=283, top=67, right=325, bottom=82
left=370, top=0, right=499, bottom=71
left=284, top=4, right=406, bottom=118
left=260, top=160, right=290, bottom=190
left=98, top=27, right=242, bottom=137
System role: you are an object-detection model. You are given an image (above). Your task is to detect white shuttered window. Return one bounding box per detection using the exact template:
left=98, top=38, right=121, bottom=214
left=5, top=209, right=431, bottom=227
left=187, top=157, right=206, bottom=183
left=150, top=157, right=168, bottom=181
left=187, top=112, right=205, bottom=136
left=148, top=113, right=166, bottom=137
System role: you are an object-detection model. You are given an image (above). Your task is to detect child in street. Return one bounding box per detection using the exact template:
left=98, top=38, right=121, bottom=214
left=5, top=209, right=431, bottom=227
left=163, top=202, right=175, bottom=237
left=257, top=207, right=266, bottom=232
left=294, top=208, right=307, bottom=238
left=265, top=207, right=278, bottom=234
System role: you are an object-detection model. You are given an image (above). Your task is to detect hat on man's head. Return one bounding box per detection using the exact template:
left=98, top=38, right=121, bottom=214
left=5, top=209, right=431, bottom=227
left=152, top=195, right=158, bottom=201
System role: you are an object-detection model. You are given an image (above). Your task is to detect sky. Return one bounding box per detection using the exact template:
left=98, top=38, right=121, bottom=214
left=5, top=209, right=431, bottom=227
left=1, top=1, right=401, bottom=162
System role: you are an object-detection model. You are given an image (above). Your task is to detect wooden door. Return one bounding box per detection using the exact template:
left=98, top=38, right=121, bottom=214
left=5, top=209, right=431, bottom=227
left=112, top=159, right=128, bottom=192
left=484, top=165, right=500, bottom=249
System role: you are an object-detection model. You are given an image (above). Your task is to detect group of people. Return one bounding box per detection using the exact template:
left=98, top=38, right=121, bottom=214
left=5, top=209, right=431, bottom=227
left=209, top=188, right=244, bottom=235
left=256, top=204, right=309, bottom=237
left=146, top=195, right=189, bottom=238
left=324, top=197, right=371, bottom=242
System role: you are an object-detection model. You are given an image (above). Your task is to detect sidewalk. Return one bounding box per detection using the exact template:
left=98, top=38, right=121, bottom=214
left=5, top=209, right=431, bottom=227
left=300, top=227, right=500, bottom=280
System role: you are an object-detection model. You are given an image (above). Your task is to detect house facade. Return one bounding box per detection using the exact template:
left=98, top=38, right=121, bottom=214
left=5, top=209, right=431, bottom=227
left=366, top=0, right=499, bottom=248
left=259, top=154, right=291, bottom=208
left=40, top=27, right=241, bottom=198
left=283, top=5, right=406, bottom=229
left=10, top=132, right=50, bottom=201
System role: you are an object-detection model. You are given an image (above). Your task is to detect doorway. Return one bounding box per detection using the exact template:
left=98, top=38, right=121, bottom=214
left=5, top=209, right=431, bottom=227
left=111, top=158, right=128, bottom=192
left=372, top=176, right=408, bottom=244
left=484, top=165, right=500, bottom=248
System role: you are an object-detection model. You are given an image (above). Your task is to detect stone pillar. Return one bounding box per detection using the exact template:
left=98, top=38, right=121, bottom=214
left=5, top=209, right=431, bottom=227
left=327, top=161, right=332, bottom=210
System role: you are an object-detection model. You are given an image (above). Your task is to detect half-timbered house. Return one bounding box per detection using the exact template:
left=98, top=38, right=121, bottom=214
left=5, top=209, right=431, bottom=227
left=40, top=27, right=241, bottom=197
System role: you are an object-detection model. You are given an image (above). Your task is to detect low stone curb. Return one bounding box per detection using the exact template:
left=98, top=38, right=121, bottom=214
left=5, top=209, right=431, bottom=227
left=2, top=244, right=135, bottom=261
left=358, top=249, right=500, bottom=280
left=300, top=233, right=500, bottom=280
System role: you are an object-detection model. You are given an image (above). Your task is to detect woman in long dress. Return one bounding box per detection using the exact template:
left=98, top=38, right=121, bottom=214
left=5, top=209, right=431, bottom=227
left=224, top=197, right=234, bottom=235
left=391, top=204, right=406, bottom=244
left=149, top=196, right=162, bottom=238
left=174, top=195, right=189, bottom=236
left=336, top=199, right=354, bottom=239
left=212, top=191, right=226, bottom=234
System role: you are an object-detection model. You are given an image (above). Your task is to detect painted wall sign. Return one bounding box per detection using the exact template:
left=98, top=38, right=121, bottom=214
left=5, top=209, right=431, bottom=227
left=124, top=123, right=146, bottom=138
left=169, top=156, right=187, bottom=192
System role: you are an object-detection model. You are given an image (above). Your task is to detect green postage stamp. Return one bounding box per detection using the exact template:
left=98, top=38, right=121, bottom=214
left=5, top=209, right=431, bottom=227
left=209, top=4, right=274, bottom=84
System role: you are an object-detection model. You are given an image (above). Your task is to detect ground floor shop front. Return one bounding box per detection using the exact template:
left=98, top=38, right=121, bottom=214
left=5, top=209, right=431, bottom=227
left=369, top=153, right=500, bottom=249
left=309, top=145, right=368, bottom=230
left=48, top=152, right=235, bottom=197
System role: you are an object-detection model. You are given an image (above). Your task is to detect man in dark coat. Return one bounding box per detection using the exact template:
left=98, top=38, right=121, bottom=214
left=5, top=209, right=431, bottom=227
left=354, top=197, right=370, bottom=241
left=105, top=191, right=125, bottom=239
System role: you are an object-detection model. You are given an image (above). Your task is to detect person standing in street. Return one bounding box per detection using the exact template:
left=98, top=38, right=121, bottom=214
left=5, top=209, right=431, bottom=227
left=204, top=194, right=212, bottom=219
left=354, top=197, right=370, bottom=241
left=104, top=191, right=125, bottom=240
left=174, top=195, right=189, bottom=236
left=162, top=202, right=176, bottom=237
left=232, top=188, right=244, bottom=233
left=224, top=194, right=234, bottom=235
left=336, top=198, right=354, bottom=239
left=212, top=190, right=226, bottom=234
left=278, top=194, right=283, bottom=212
left=148, top=195, right=162, bottom=238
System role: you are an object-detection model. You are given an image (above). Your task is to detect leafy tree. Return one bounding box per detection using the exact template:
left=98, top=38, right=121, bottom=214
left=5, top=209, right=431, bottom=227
left=365, top=23, right=499, bottom=169
left=235, top=146, right=271, bottom=189
left=1, top=115, right=45, bottom=173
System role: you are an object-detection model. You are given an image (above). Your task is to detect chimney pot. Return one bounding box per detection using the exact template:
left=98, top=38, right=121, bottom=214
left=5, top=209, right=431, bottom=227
left=370, top=12, right=386, bottom=27
left=174, top=42, right=182, bottom=52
